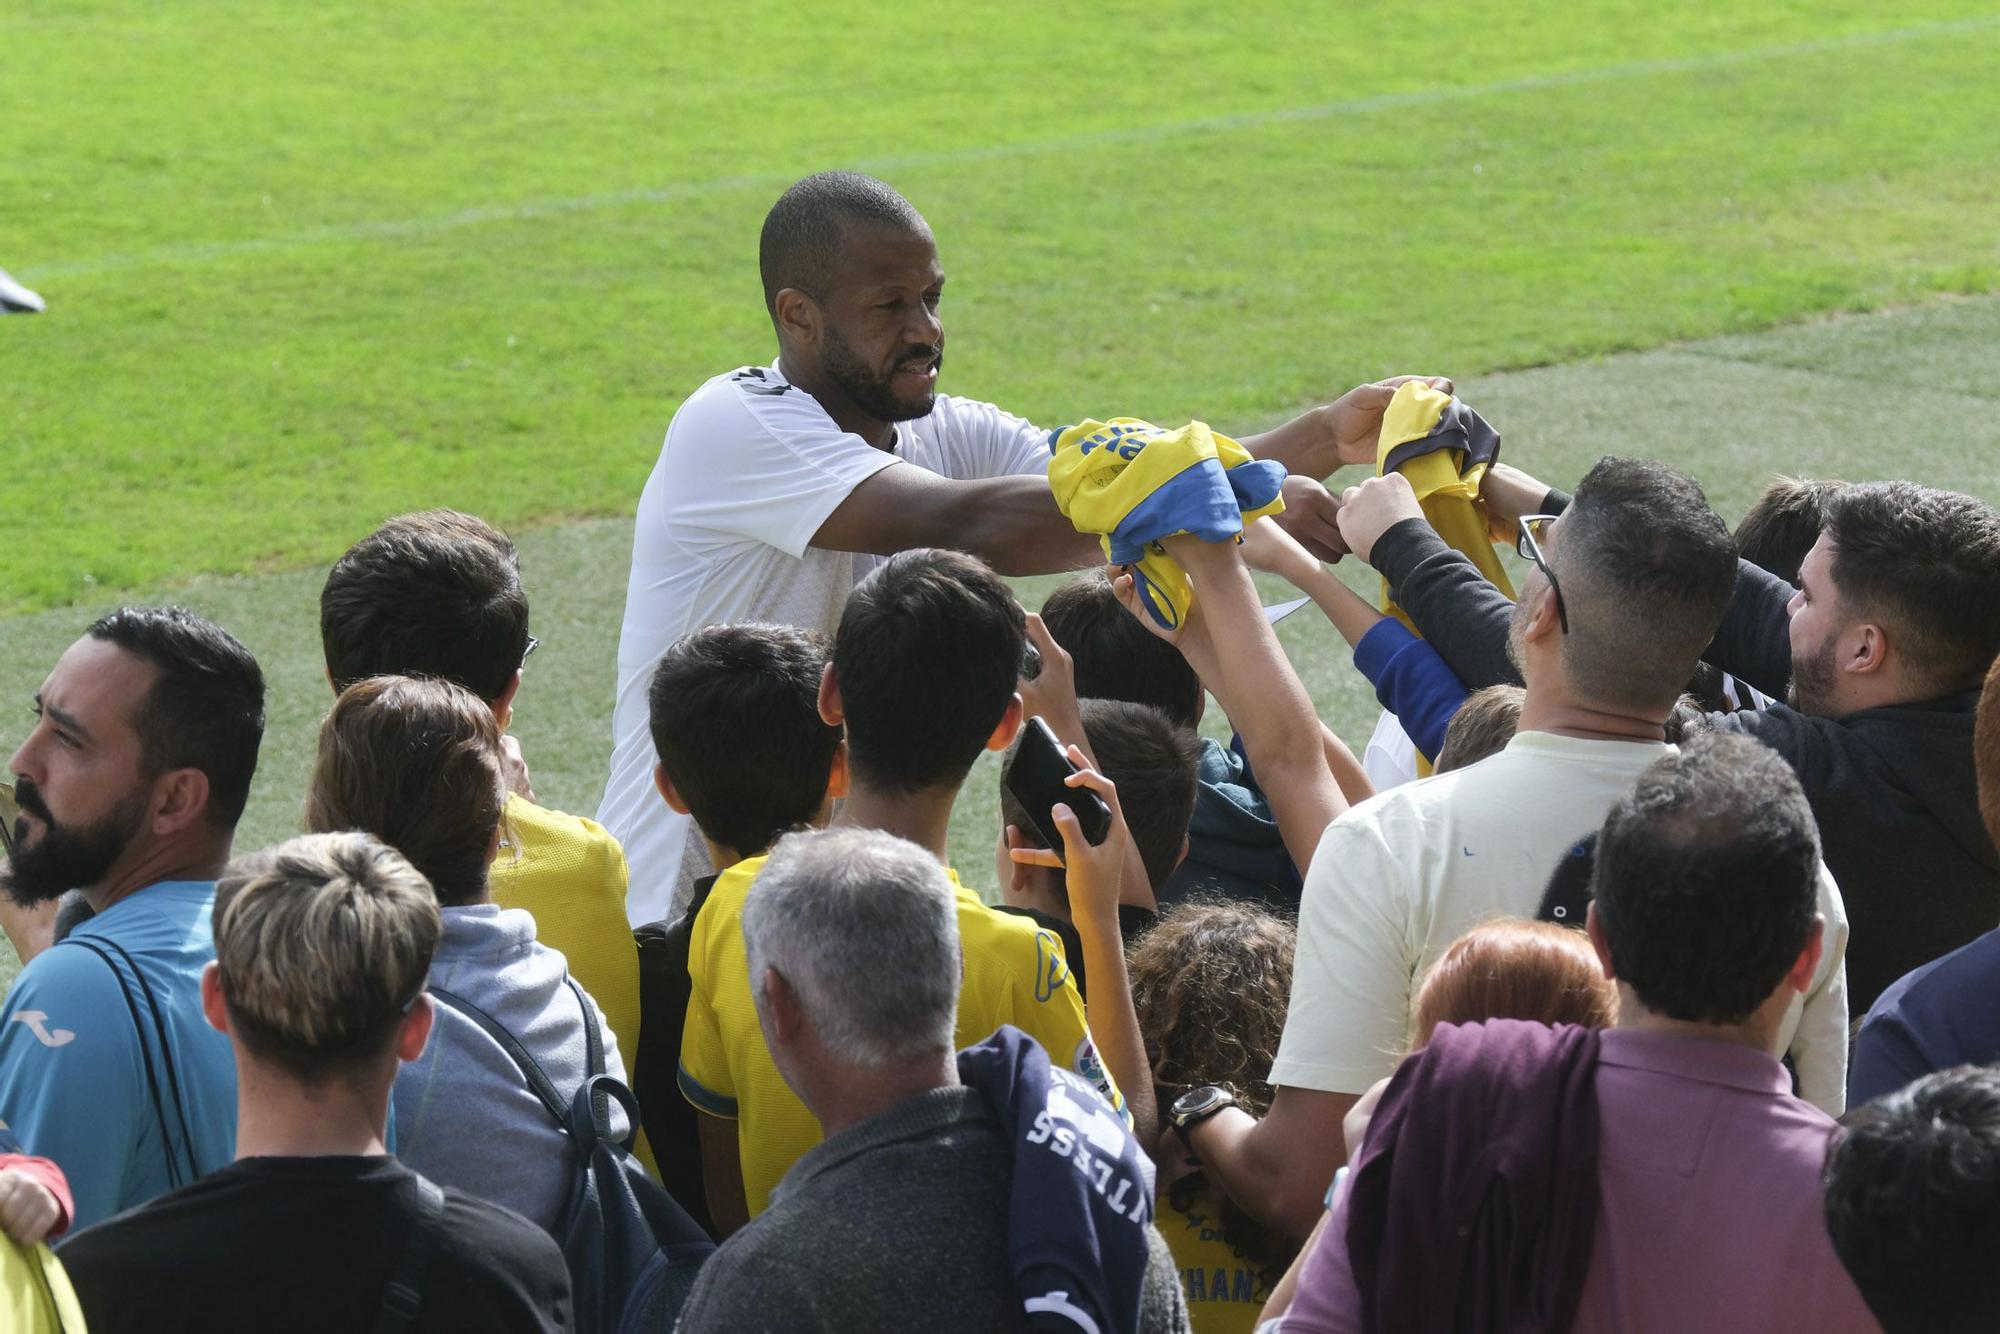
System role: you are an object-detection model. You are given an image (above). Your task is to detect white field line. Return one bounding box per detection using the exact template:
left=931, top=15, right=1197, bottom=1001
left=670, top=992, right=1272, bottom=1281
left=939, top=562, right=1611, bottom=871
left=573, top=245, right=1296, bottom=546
left=20, top=12, right=2000, bottom=282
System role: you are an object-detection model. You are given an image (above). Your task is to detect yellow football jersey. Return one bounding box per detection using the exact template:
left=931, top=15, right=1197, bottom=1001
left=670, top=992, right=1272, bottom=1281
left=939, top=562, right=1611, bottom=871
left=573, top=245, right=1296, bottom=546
left=1161, top=1181, right=1274, bottom=1334
left=679, top=854, right=1123, bottom=1216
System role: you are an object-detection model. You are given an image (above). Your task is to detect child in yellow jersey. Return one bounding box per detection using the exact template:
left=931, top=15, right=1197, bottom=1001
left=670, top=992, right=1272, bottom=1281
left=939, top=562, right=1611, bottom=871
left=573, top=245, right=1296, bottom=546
left=675, top=550, right=1145, bottom=1232
left=1129, top=903, right=1301, bottom=1334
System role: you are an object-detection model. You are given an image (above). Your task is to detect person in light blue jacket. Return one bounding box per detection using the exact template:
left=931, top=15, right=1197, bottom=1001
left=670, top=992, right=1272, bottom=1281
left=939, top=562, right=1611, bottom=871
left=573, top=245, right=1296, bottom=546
left=304, top=673, right=624, bottom=1236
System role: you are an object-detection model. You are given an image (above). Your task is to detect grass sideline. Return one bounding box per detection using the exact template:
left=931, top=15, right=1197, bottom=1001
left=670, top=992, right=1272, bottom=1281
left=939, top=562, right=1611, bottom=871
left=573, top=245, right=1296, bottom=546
left=5, top=3, right=2000, bottom=612
left=5, top=295, right=1998, bottom=992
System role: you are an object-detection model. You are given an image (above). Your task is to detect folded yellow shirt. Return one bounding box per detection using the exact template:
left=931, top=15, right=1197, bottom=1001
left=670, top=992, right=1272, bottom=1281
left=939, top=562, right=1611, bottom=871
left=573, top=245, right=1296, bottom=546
left=1048, top=418, right=1286, bottom=629
left=1375, top=382, right=1515, bottom=630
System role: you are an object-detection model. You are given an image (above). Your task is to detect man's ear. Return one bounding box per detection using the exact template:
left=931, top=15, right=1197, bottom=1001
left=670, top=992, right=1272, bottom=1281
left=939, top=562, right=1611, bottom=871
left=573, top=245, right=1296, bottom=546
left=654, top=762, right=691, bottom=816
left=200, top=961, right=230, bottom=1036
left=819, top=663, right=845, bottom=728
left=773, top=288, right=822, bottom=347
left=985, top=693, right=1025, bottom=754
left=1584, top=901, right=1616, bottom=980
left=1003, top=825, right=1040, bottom=902
left=1785, top=915, right=1827, bottom=996
left=152, top=769, right=212, bottom=839
left=760, top=968, right=807, bottom=1048
left=1844, top=623, right=1889, bottom=678
left=1521, top=580, right=1563, bottom=646
left=491, top=671, right=523, bottom=732
left=397, top=995, right=435, bottom=1062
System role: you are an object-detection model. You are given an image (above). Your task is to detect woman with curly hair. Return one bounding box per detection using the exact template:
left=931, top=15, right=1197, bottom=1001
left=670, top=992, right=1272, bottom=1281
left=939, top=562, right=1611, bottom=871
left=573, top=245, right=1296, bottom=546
left=1129, top=900, right=1299, bottom=1333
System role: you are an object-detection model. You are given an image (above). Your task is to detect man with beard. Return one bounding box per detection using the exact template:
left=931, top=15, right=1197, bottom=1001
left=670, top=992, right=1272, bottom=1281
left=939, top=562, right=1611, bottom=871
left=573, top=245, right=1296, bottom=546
left=598, top=170, right=1443, bottom=922
left=1170, top=459, right=1853, bottom=1240
left=0, top=607, right=266, bottom=1229
left=1337, top=469, right=2000, bottom=1012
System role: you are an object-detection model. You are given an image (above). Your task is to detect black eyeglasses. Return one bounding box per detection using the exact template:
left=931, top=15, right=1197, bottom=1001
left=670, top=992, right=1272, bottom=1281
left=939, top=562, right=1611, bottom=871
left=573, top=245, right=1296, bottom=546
left=0, top=780, right=15, bottom=857
left=522, top=635, right=541, bottom=667
left=1516, top=514, right=1569, bottom=635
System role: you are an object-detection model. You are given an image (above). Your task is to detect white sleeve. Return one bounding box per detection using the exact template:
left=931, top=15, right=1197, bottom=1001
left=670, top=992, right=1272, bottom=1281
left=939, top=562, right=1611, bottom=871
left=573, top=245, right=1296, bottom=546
left=922, top=394, right=1051, bottom=480
left=656, top=374, right=901, bottom=559
left=1268, top=814, right=1415, bottom=1095
left=1783, top=862, right=1851, bottom=1117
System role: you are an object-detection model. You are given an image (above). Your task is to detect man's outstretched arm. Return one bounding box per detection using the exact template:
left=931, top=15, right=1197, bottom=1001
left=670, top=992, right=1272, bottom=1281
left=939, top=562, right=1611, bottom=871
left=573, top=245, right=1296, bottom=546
left=813, top=467, right=1103, bottom=577
left=1238, top=376, right=1455, bottom=481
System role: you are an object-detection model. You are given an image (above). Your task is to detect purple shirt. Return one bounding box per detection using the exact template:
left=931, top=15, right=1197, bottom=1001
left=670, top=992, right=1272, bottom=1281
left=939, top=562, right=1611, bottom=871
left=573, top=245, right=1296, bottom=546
left=1274, top=1029, right=1880, bottom=1334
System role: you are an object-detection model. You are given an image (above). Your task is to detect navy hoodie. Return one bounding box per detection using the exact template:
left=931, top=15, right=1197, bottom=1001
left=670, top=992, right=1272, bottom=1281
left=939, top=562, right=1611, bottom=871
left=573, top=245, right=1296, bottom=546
left=957, top=1026, right=1156, bottom=1334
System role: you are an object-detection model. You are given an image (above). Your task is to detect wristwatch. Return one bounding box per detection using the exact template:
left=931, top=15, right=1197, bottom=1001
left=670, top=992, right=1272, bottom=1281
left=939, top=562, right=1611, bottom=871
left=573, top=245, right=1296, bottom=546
left=1168, top=1085, right=1238, bottom=1155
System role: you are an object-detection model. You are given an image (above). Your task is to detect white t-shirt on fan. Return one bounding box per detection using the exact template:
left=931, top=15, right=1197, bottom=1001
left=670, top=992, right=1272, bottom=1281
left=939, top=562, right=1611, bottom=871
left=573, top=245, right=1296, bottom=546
left=598, top=363, right=1050, bottom=925
left=1271, top=730, right=1853, bottom=1115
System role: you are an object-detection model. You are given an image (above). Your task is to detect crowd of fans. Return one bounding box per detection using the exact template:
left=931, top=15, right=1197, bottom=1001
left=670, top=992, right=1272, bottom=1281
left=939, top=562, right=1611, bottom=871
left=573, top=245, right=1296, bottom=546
left=3, top=172, right=1999, bottom=1333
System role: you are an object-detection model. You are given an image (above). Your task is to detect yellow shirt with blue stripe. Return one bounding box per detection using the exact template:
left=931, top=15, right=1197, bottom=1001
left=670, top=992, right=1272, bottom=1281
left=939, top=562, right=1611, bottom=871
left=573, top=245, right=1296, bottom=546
left=1048, top=418, right=1286, bottom=630
left=679, top=854, right=1123, bottom=1216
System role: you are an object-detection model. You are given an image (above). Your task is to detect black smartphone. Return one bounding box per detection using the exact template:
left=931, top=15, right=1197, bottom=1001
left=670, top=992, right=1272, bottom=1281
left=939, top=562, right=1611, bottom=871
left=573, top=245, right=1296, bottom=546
left=1005, top=717, right=1111, bottom=856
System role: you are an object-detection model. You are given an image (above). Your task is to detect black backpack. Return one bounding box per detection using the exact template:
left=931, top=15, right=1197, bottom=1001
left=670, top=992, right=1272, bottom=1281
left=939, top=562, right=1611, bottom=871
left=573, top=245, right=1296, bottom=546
left=429, top=976, right=714, bottom=1333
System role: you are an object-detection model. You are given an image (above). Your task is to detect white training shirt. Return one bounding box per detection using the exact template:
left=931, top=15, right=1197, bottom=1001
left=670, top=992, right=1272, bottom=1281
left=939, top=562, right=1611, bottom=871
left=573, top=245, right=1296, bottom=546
left=598, top=363, right=1049, bottom=925
left=1271, top=730, right=1852, bottom=1115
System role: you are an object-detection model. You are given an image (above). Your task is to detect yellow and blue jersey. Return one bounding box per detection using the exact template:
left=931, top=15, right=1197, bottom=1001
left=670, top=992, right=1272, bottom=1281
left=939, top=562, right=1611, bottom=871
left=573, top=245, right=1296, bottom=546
left=679, top=855, right=1124, bottom=1216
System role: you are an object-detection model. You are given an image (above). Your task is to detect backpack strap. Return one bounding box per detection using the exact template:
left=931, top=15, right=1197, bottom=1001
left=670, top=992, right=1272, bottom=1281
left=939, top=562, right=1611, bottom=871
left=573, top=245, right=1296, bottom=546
left=58, top=936, right=197, bottom=1187
left=370, top=1174, right=446, bottom=1334
left=428, top=985, right=568, bottom=1126
left=559, top=974, right=615, bottom=1132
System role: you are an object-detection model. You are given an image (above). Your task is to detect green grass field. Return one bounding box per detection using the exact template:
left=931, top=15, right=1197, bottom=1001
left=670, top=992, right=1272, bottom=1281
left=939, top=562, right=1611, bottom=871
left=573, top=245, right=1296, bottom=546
left=5, top=2, right=2000, bottom=988
left=6, top=2, right=2000, bottom=612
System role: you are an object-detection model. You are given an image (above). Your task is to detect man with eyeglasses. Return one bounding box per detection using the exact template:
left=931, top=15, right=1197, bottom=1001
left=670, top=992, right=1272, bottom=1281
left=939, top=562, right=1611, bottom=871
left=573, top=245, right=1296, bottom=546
left=1172, top=458, right=1852, bottom=1241
left=57, top=833, right=573, bottom=1334
left=1339, top=458, right=2000, bottom=1019
left=318, top=510, right=644, bottom=1108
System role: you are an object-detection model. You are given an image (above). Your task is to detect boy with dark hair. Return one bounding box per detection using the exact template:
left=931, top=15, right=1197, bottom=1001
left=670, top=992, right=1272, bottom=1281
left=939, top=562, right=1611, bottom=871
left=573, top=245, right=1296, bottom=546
left=996, top=698, right=1202, bottom=994
left=320, top=509, right=643, bottom=1087
left=1041, top=574, right=1206, bottom=728
left=679, top=549, right=1148, bottom=1235
left=1, top=607, right=265, bottom=1228
left=634, top=623, right=846, bottom=1232
left=1039, top=574, right=1313, bottom=911
left=1823, top=1065, right=2000, bottom=1334
left=1733, top=475, right=1846, bottom=587
left=1433, top=684, right=1524, bottom=773
left=58, top=832, right=572, bottom=1334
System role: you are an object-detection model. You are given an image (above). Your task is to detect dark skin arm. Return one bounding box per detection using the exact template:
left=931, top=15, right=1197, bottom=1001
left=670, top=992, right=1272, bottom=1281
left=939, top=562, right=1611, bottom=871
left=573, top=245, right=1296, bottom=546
left=1177, top=1084, right=1359, bottom=1241
left=696, top=1111, right=750, bottom=1239
left=812, top=466, right=1103, bottom=576
left=812, top=376, right=1458, bottom=576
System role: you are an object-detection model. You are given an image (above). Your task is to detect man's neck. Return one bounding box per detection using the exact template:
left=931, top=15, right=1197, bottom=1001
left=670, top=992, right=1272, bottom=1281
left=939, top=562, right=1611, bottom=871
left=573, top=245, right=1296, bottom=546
left=775, top=351, right=893, bottom=448
left=1517, top=683, right=1668, bottom=744
left=808, top=1052, right=960, bottom=1141
left=1615, top=988, right=1786, bottom=1058
left=85, top=838, right=230, bottom=915
left=831, top=782, right=958, bottom=864
left=232, top=1056, right=394, bottom=1160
